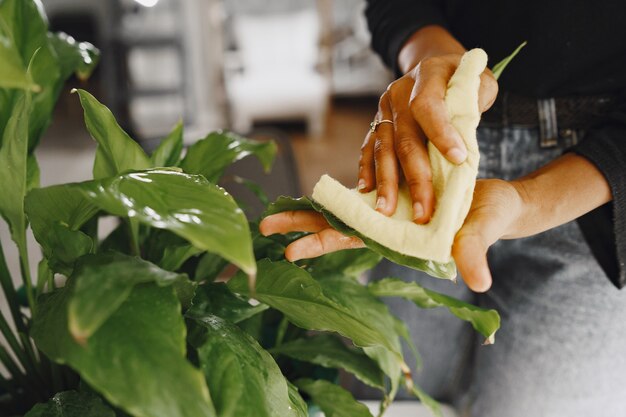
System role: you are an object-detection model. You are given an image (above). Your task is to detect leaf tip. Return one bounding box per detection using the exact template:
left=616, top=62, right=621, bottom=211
left=70, top=88, right=78, bottom=94
left=483, top=333, right=495, bottom=345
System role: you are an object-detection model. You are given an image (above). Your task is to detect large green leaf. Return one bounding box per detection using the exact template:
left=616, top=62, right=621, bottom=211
left=227, top=260, right=402, bottom=358
left=179, top=131, right=277, bottom=182
left=0, top=92, right=29, bottom=242
left=186, top=282, right=268, bottom=324
left=369, top=278, right=501, bottom=344
left=0, top=19, right=39, bottom=91
left=270, top=334, right=385, bottom=391
left=150, top=120, right=183, bottom=167
left=294, top=379, right=373, bottom=417
left=265, top=196, right=456, bottom=279
left=188, top=315, right=305, bottom=417
left=73, top=89, right=150, bottom=179
left=74, top=169, right=256, bottom=275
left=25, top=184, right=99, bottom=274
left=68, top=252, right=193, bottom=341
left=32, top=283, right=215, bottom=417
left=0, top=0, right=60, bottom=148
left=315, top=275, right=406, bottom=397
left=24, top=390, right=115, bottom=417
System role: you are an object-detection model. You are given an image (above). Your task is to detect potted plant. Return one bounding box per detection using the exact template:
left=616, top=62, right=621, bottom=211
left=0, top=1, right=501, bottom=416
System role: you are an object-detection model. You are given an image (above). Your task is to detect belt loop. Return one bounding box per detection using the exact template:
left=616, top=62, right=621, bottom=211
left=537, top=98, right=558, bottom=147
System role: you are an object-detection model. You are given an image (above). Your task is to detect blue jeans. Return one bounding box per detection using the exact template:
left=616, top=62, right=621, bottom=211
left=354, top=127, right=626, bottom=417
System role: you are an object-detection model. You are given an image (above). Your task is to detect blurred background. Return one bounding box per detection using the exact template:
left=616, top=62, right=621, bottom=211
left=37, top=0, right=393, bottom=194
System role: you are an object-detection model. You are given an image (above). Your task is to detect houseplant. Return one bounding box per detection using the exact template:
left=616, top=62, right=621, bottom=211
left=0, top=1, right=502, bottom=416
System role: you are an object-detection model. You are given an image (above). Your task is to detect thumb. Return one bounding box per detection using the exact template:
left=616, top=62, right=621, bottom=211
left=452, top=230, right=493, bottom=293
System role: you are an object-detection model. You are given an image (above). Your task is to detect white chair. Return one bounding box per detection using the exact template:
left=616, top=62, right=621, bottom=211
left=225, top=9, right=330, bottom=137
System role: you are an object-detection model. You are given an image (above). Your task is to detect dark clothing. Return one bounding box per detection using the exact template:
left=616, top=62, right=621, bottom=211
left=365, top=0, right=626, bottom=288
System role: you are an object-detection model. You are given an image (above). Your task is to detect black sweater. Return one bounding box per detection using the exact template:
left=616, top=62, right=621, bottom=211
left=365, top=0, right=626, bottom=288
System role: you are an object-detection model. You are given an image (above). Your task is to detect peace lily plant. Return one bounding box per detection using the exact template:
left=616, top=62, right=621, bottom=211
left=0, top=1, right=505, bottom=416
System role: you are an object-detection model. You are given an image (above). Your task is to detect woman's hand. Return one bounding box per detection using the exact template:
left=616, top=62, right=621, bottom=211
left=362, top=54, right=498, bottom=223
left=259, top=179, right=525, bottom=292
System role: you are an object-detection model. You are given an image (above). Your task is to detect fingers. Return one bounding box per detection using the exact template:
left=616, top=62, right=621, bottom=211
left=390, top=96, right=435, bottom=223
left=373, top=92, right=400, bottom=216
left=259, top=211, right=329, bottom=235
left=452, top=231, right=492, bottom=292
left=479, top=70, right=498, bottom=112
left=285, top=228, right=365, bottom=261
left=409, top=57, right=467, bottom=164
left=358, top=130, right=376, bottom=192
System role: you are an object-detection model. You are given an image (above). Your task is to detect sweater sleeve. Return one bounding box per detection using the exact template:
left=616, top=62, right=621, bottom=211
left=572, top=123, right=626, bottom=289
left=365, top=0, right=448, bottom=74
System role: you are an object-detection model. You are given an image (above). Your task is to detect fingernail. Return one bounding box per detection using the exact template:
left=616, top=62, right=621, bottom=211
left=446, top=147, right=467, bottom=164
left=357, top=179, right=366, bottom=191
left=376, top=197, right=386, bottom=211
left=413, top=202, right=424, bottom=220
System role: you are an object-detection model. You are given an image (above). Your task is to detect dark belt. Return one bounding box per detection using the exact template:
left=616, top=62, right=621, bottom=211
left=480, top=92, right=617, bottom=147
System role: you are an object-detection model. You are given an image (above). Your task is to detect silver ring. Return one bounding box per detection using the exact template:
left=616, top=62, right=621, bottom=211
left=370, top=119, right=393, bottom=133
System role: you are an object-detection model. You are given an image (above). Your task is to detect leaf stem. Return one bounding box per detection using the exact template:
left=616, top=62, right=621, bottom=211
left=126, top=218, right=140, bottom=256
left=0, top=240, right=26, bottom=332
left=0, top=310, right=34, bottom=376
left=274, top=316, right=289, bottom=347
left=0, top=345, right=42, bottom=401
left=16, top=237, right=36, bottom=315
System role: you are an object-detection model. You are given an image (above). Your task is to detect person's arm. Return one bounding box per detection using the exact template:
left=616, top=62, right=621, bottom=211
left=365, top=0, right=450, bottom=75
left=259, top=153, right=612, bottom=292
left=570, top=123, right=626, bottom=288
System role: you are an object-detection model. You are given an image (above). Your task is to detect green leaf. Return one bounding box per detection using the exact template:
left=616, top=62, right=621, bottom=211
left=144, top=229, right=202, bottom=271
left=27, top=153, right=40, bottom=190
left=0, top=0, right=57, bottom=148
left=48, top=32, right=99, bottom=81
left=151, top=120, right=184, bottom=167
left=294, top=379, right=373, bottom=417
left=25, top=184, right=99, bottom=274
left=287, top=382, right=308, bottom=417
left=315, top=275, right=406, bottom=396
left=188, top=315, right=302, bottom=417
left=270, top=334, right=385, bottom=391
left=180, top=131, right=277, bottom=182
left=73, top=89, right=150, bottom=179
left=187, top=282, right=268, bottom=324
left=264, top=195, right=315, bottom=217
left=32, top=283, right=216, bottom=417
left=0, top=92, right=29, bottom=243
left=491, top=41, right=527, bottom=80
left=409, top=384, right=442, bottom=417
left=265, top=196, right=456, bottom=279
left=313, top=201, right=456, bottom=279
left=369, top=278, right=501, bottom=344
left=74, top=169, right=256, bottom=275
left=305, top=248, right=382, bottom=279
left=194, top=252, right=228, bottom=281
left=0, top=23, right=39, bottom=91
left=67, top=252, right=193, bottom=341
left=24, top=390, right=115, bottom=417
left=227, top=260, right=402, bottom=359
